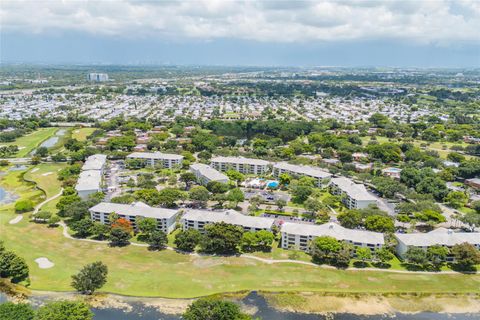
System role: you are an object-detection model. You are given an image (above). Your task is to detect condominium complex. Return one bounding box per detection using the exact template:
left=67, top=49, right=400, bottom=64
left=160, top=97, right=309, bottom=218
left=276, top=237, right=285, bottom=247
left=127, top=151, right=183, bottom=169
left=75, top=154, right=107, bottom=199
left=181, top=209, right=275, bottom=233
left=87, top=73, right=109, bottom=82
left=281, top=222, right=384, bottom=252
left=395, top=228, right=480, bottom=261
left=273, top=162, right=332, bottom=187
left=190, top=163, right=229, bottom=185
left=329, top=177, right=377, bottom=209
left=210, top=156, right=270, bottom=175
left=89, top=201, right=180, bottom=234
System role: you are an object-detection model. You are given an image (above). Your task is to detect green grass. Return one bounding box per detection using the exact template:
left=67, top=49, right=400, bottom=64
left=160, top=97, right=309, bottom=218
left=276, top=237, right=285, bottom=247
left=23, top=163, right=67, bottom=215
left=71, top=128, right=96, bottom=142
left=1, top=128, right=58, bottom=157
left=1, top=166, right=480, bottom=298
left=0, top=167, right=44, bottom=213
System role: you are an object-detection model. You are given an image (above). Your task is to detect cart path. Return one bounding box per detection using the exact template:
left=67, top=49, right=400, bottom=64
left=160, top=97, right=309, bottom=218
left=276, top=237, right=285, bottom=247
left=57, top=222, right=477, bottom=275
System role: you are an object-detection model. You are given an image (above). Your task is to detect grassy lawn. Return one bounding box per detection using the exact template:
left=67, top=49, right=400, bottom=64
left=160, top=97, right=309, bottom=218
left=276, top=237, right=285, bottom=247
left=2, top=208, right=480, bottom=298
left=0, top=167, right=44, bottom=213
left=1, top=127, right=58, bottom=157
left=23, top=163, right=67, bottom=215
left=23, top=163, right=66, bottom=198
left=71, top=127, right=96, bottom=141
left=1, top=166, right=480, bottom=298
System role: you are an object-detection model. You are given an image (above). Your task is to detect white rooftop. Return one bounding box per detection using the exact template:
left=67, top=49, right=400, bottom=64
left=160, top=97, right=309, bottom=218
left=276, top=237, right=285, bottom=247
left=182, top=209, right=275, bottom=230
left=274, top=162, right=332, bottom=179
left=395, top=228, right=480, bottom=247
left=90, top=201, right=179, bottom=219
left=330, top=177, right=377, bottom=201
left=211, top=156, right=270, bottom=166
left=190, top=163, right=228, bottom=182
left=75, top=170, right=102, bottom=191
left=82, top=154, right=107, bottom=171
left=282, top=222, right=385, bottom=245
left=127, top=151, right=183, bottom=160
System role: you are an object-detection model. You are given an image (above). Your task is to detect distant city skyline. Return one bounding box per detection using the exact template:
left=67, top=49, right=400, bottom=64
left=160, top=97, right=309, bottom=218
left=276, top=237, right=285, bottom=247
left=1, top=0, right=479, bottom=67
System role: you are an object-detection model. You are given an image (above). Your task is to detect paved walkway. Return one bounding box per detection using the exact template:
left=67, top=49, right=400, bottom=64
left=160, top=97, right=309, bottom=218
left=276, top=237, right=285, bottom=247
left=56, top=222, right=477, bottom=275
left=33, top=188, right=64, bottom=215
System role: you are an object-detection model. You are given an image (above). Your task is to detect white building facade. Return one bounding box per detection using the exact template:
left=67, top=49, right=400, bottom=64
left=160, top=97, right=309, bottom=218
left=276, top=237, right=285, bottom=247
left=89, top=201, right=180, bottom=234
left=395, top=228, right=480, bottom=261
left=127, top=151, right=183, bottom=169
left=75, top=154, right=107, bottom=199
left=329, top=177, right=377, bottom=209
left=281, top=222, right=384, bottom=252
left=210, top=156, right=270, bottom=175
left=190, top=163, right=229, bottom=185
left=87, top=73, right=109, bottom=82
left=273, top=162, right=332, bottom=187
left=181, top=209, right=275, bottom=233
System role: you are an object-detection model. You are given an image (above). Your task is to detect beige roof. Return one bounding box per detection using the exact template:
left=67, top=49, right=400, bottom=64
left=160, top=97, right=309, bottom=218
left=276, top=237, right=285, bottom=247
left=127, top=151, right=183, bottom=160
left=274, top=162, right=331, bottom=179
left=211, top=156, right=270, bottom=166
left=89, top=202, right=179, bottom=219
left=395, top=228, right=480, bottom=247
left=282, top=222, right=385, bottom=245
left=182, top=209, right=275, bottom=230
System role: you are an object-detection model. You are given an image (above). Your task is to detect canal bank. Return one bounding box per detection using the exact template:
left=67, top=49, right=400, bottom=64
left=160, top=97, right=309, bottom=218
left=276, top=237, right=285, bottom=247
left=2, top=283, right=480, bottom=320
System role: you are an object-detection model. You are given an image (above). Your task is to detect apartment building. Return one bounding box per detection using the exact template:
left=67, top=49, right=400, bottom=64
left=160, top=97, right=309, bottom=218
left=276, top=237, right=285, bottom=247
left=75, top=154, right=107, bottom=199
left=190, top=163, right=229, bottom=185
left=210, top=156, right=270, bottom=175
left=281, top=222, right=384, bottom=252
left=87, top=73, right=109, bottom=82
left=329, top=177, right=377, bottom=209
left=395, top=228, right=480, bottom=261
left=272, top=162, right=332, bottom=187
left=127, top=151, right=183, bottom=169
left=89, top=201, right=180, bottom=234
left=181, top=209, right=275, bottom=233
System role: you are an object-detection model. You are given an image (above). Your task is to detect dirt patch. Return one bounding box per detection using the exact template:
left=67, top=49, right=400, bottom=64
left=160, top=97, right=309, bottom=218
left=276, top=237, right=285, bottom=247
left=264, top=292, right=480, bottom=315
left=192, top=257, right=226, bottom=268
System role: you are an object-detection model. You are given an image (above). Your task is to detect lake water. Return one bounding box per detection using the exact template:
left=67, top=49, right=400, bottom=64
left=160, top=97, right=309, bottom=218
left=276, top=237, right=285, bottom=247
left=0, top=186, right=18, bottom=204
left=2, top=292, right=478, bottom=320
left=31, top=129, right=67, bottom=155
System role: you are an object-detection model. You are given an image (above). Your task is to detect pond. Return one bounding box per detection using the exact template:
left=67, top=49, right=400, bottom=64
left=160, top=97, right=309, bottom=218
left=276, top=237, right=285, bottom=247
left=1, top=292, right=479, bottom=320
left=0, top=186, right=18, bottom=205
left=31, top=129, right=67, bottom=154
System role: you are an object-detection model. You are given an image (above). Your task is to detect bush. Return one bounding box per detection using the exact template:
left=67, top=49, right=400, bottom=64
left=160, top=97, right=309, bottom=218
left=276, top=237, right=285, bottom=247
left=14, top=199, right=34, bottom=213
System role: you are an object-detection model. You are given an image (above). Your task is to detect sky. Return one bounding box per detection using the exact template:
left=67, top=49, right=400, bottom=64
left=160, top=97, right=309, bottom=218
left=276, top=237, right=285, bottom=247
left=1, top=0, right=479, bottom=67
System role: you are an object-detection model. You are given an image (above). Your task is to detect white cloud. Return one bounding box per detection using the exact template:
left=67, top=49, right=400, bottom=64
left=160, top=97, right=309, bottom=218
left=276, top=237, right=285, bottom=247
left=1, top=0, right=479, bottom=44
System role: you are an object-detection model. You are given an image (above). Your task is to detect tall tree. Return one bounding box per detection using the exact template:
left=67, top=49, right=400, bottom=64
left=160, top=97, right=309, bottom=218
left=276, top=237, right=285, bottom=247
left=71, top=261, right=108, bottom=295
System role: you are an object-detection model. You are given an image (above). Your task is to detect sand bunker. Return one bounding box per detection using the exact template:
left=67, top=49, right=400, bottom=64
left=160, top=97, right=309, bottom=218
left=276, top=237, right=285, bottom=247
left=31, top=168, right=39, bottom=173
left=9, top=215, right=23, bottom=224
left=41, top=172, right=53, bottom=176
left=35, top=257, right=54, bottom=269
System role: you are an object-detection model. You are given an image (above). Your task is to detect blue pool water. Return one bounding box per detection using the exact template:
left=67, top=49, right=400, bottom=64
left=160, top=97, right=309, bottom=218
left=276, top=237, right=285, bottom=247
left=267, top=181, right=279, bottom=188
